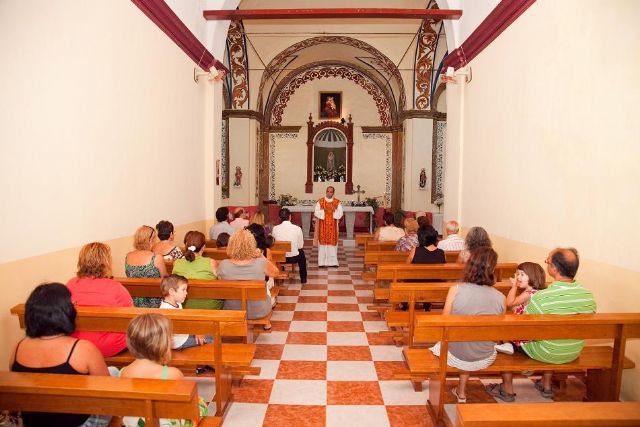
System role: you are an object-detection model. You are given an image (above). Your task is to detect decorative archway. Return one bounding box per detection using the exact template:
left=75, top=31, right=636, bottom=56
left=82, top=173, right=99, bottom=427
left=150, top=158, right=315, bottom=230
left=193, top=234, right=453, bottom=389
left=305, top=115, right=354, bottom=194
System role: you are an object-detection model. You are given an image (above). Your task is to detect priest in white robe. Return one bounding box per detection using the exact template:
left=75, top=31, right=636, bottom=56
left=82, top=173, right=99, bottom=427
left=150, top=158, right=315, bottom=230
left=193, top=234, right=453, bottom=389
left=314, top=186, right=344, bottom=267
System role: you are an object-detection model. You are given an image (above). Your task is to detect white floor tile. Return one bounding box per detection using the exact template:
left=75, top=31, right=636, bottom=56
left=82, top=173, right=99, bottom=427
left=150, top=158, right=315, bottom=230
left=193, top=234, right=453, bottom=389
left=221, top=402, right=267, bottom=427
left=281, top=344, right=327, bottom=361
left=379, top=380, right=430, bottom=405
left=327, top=361, right=378, bottom=381
left=271, top=311, right=294, bottom=321
left=245, top=359, right=280, bottom=380
left=277, top=296, right=299, bottom=303
left=295, top=303, right=328, bottom=311
left=327, top=311, right=363, bottom=321
left=326, top=405, right=390, bottom=427
left=299, top=289, right=329, bottom=296
left=289, top=320, right=328, bottom=332
left=355, top=290, right=373, bottom=297
left=369, top=345, right=404, bottom=361
left=184, top=376, right=215, bottom=402
left=255, top=331, right=288, bottom=344
left=359, top=303, right=375, bottom=312
left=269, top=379, right=327, bottom=405
left=328, top=296, right=359, bottom=304
left=327, top=284, right=356, bottom=290
left=363, top=321, right=388, bottom=332
left=327, top=332, right=369, bottom=346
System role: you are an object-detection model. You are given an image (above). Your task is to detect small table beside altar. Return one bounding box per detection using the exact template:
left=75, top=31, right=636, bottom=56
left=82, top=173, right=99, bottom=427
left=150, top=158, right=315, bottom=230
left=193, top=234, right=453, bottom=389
left=287, top=205, right=374, bottom=239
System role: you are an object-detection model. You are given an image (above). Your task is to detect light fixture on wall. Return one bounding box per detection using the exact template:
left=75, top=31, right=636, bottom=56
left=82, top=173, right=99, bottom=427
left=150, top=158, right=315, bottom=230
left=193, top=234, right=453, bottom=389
left=194, top=66, right=226, bottom=83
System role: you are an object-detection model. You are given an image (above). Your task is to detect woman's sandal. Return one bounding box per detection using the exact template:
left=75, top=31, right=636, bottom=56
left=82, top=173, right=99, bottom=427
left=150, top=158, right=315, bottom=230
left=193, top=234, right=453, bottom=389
left=485, top=383, right=516, bottom=402
left=534, top=380, right=554, bottom=398
left=451, top=387, right=467, bottom=403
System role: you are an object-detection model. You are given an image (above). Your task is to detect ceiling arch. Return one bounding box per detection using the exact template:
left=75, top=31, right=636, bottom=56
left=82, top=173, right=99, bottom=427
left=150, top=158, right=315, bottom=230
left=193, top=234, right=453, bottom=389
left=257, top=36, right=406, bottom=119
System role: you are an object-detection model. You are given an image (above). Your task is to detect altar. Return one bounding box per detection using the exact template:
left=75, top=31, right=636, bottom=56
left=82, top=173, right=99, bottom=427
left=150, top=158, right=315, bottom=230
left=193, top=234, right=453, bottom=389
left=287, top=205, right=374, bottom=239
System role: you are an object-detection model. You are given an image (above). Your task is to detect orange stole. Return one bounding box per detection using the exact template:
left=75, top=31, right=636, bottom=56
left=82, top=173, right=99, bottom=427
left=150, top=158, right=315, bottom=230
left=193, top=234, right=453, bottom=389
left=318, top=198, right=340, bottom=246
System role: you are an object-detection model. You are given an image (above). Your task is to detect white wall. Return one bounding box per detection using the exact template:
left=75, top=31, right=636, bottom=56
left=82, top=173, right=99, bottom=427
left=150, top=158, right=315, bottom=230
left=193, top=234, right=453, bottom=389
left=445, top=0, right=640, bottom=399
left=403, top=118, right=437, bottom=211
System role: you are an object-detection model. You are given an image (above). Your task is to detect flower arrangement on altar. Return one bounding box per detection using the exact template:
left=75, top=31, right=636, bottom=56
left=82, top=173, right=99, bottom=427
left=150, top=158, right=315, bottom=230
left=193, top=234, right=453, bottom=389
left=277, top=193, right=298, bottom=207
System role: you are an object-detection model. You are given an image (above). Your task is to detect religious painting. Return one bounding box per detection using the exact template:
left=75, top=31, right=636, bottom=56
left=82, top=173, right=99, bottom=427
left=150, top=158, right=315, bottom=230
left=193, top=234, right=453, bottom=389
left=319, top=92, right=342, bottom=119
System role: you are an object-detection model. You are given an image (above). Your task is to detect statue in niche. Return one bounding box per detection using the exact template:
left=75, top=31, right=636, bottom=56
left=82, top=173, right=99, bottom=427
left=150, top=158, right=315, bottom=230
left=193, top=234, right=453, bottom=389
left=327, top=151, right=335, bottom=172
left=419, top=168, right=427, bottom=189
left=234, top=166, right=242, bottom=187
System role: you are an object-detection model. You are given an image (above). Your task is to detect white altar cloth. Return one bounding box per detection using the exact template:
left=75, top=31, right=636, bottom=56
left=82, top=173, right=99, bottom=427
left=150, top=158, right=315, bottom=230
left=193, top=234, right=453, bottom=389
left=287, top=205, right=374, bottom=239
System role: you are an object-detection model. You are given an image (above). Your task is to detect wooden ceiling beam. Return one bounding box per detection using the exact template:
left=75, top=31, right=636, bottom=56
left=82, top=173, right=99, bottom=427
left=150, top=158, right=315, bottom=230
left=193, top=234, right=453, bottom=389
left=203, top=8, right=462, bottom=21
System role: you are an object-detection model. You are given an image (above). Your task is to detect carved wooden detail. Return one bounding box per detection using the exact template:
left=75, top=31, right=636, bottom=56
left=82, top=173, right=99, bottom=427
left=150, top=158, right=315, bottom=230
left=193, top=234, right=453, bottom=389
left=305, top=114, right=354, bottom=194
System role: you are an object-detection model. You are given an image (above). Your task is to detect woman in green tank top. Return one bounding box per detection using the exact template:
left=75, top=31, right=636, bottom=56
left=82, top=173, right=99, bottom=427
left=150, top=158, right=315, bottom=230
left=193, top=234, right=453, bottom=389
left=172, top=231, right=222, bottom=310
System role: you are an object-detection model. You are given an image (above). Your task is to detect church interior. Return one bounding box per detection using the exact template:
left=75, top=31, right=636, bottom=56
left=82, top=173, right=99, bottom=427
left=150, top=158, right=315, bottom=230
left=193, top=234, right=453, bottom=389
left=1, top=0, right=639, bottom=425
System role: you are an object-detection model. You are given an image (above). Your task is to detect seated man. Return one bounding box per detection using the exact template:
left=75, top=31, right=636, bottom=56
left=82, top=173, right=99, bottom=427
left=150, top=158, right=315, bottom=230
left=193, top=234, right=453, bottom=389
left=272, top=208, right=307, bottom=285
left=230, top=207, right=249, bottom=231
left=209, top=207, right=234, bottom=240
left=437, top=220, right=465, bottom=251
left=486, top=247, right=596, bottom=401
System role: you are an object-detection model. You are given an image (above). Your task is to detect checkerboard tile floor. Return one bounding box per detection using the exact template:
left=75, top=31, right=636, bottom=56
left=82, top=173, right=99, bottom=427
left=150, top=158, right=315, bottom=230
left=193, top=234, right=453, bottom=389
left=194, top=242, right=585, bottom=426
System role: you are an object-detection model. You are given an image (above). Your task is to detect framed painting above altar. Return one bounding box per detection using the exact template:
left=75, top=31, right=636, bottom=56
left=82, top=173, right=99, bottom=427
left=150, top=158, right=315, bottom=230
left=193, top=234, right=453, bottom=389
left=319, top=92, right=341, bottom=119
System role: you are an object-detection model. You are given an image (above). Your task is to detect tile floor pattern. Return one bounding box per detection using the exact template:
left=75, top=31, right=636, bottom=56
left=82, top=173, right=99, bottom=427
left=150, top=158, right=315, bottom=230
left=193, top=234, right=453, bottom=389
left=191, top=242, right=585, bottom=427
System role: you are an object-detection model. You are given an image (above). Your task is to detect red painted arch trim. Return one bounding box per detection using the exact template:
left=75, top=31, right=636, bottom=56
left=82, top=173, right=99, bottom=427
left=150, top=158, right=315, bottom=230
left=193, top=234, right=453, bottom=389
left=132, top=0, right=228, bottom=73
left=442, top=0, right=536, bottom=70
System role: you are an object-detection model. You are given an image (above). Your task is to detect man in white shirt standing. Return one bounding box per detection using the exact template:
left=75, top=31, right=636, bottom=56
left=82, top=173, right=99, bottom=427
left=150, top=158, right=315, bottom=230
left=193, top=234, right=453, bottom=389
left=314, top=186, right=344, bottom=267
left=272, top=208, right=307, bottom=284
left=209, top=207, right=235, bottom=240
left=437, top=220, right=465, bottom=251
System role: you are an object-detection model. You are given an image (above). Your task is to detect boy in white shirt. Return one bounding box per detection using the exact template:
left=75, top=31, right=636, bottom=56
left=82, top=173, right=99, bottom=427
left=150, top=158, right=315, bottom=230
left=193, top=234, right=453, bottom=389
left=160, top=275, right=212, bottom=349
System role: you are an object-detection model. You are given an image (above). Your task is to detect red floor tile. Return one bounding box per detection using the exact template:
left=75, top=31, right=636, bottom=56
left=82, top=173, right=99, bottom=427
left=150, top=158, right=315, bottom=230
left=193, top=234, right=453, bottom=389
left=292, top=311, right=327, bottom=321
left=263, top=405, right=326, bottom=427
left=327, top=381, right=384, bottom=405
left=327, top=321, right=365, bottom=332
left=254, top=344, right=285, bottom=360
left=286, top=332, right=327, bottom=345
left=386, top=405, right=434, bottom=427
left=298, top=296, right=328, bottom=303
left=231, top=379, right=274, bottom=403
left=327, top=303, right=360, bottom=311
left=374, top=361, right=407, bottom=380
left=327, top=346, right=372, bottom=361
left=277, top=361, right=327, bottom=380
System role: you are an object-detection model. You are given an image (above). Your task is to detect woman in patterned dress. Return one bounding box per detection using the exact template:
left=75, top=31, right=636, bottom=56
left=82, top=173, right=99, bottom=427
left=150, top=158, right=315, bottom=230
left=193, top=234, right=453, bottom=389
left=152, top=220, right=184, bottom=261
left=125, top=225, right=168, bottom=307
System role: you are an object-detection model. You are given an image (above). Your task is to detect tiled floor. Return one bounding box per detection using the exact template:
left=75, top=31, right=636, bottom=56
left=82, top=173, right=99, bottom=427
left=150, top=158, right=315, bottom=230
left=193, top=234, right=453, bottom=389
left=193, top=242, right=585, bottom=426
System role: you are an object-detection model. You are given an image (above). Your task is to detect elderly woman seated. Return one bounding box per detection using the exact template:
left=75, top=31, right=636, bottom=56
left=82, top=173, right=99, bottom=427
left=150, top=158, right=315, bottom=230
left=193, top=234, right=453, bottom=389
left=457, top=226, right=493, bottom=263
left=218, top=229, right=279, bottom=330
left=395, top=218, right=419, bottom=252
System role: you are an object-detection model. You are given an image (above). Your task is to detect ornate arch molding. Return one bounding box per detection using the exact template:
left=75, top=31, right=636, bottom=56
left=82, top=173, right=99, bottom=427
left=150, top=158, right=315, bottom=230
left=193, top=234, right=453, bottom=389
left=266, top=62, right=395, bottom=127
left=225, top=20, right=249, bottom=109
left=257, top=36, right=406, bottom=115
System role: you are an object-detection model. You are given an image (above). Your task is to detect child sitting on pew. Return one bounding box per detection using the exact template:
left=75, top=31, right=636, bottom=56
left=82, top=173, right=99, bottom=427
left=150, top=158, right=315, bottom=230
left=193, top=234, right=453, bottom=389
left=119, top=313, right=208, bottom=427
left=159, top=274, right=213, bottom=349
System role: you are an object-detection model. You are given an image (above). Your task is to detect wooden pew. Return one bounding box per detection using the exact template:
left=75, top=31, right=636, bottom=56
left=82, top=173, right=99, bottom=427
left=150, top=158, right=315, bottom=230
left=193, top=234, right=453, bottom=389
left=380, top=281, right=512, bottom=345
left=0, top=371, right=221, bottom=427
left=396, top=313, right=640, bottom=426
left=202, top=248, right=287, bottom=264
left=11, top=304, right=254, bottom=416
left=364, top=262, right=517, bottom=283
left=116, top=277, right=272, bottom=339
left=355, top=233, right=374, bottom=249
left=363, top=251, right=461, bottom=272
left=455, top=401, right=640, bottom=427
left=271, top=241, right=292, bottom=252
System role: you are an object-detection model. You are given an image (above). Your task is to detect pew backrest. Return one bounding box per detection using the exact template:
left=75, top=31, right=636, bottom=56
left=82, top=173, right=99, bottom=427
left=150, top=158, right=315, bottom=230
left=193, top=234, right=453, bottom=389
left=377, top=262, right=517, bottom=282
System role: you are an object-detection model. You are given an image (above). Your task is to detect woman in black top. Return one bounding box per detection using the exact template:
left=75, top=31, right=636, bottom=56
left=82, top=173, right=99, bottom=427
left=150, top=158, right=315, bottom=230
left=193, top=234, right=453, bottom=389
left=10, top=283, right=111, bottom=427
left=408, top=224, right=446, bottom=264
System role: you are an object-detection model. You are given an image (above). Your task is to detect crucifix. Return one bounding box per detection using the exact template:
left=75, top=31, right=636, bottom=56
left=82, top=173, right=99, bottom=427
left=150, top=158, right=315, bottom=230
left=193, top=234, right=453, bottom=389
left=353, top=184, right=365, bottom=203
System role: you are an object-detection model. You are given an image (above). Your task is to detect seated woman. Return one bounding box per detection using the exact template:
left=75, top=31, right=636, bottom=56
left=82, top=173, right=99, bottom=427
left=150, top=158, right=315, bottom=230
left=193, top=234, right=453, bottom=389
left=218, top=229, right=279, bottom=329
left=126, top=225, right=168, bottom=307
left=216, top=232, right=230, bottom=248
left=172, top=230, right=222, bottom=310
left=152, top=220, right=184, bottom=261
left=395, top=218, right=419, bottom=252
left=457, top=226, right=492, bottom=263
left=11, top=283, right=111, bottom=427
left=374, top=212, right=405, bottom=241
left=249, top=211, right=271, bottom=236
left=407, top=224, right=446, bottom=264
left=67, top=242, right=133, bottom=356
left=430, top=247, right=506, bottom=403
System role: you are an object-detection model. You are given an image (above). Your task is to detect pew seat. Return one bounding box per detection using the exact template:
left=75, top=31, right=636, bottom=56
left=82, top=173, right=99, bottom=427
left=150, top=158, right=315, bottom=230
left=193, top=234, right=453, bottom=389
left=0, top=371, right=221, bottom=427
left=455, top=402, right=640, bottom=427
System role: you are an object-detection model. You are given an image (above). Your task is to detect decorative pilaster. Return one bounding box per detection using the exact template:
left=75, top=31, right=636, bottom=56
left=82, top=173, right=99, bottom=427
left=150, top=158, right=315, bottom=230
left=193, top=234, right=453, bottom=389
left=345, top=115, right=354, bottom=194
left=305, top=114, right=315, bottom=193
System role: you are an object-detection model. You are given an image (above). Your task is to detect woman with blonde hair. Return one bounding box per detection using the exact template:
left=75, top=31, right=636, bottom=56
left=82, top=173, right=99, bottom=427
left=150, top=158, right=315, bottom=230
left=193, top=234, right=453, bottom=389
left=125, top=225, right=168, bottom=308
left=218, top=229, right=279, bottom=329
left=172, top=231, right=221, bottom=310
left=67, top=242, right=133, bottom=356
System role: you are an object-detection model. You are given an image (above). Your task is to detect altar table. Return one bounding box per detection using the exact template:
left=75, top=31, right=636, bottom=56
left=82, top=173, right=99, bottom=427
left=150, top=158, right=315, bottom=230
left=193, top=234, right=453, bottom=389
left=287, top=205, right=374, bottom=239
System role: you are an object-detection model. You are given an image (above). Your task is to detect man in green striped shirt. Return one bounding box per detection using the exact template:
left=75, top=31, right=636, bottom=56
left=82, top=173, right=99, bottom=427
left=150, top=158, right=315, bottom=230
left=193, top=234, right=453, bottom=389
left=487, top=247, right=596, bottom=401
